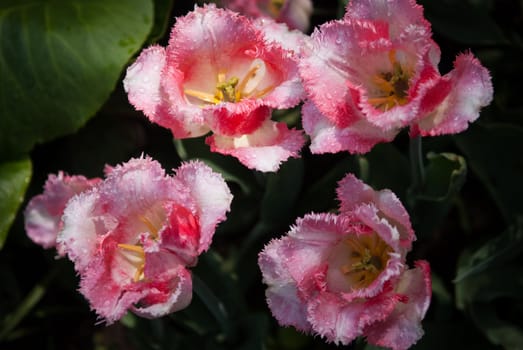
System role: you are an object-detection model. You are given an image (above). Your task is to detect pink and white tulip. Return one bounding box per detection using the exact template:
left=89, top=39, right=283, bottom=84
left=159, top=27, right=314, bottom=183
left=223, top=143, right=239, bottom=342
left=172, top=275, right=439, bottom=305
left=124, top=5, right=305, bottom=172
left=24, top=172, right=101, bottom=251
left=57, top=157, right=232, bottom=324
left=259, top=173, right=431, bottom=349
left=299, top=0, right=493, bottom=154
left=221, top=0, right=313, bottom=32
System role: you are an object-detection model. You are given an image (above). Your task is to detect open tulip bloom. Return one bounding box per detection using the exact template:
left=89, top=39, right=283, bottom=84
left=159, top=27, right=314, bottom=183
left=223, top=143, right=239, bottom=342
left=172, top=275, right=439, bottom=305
left=124, top=5, right=306, bottom=172
left=300, top=0, right=493, bottom=154
left=259, top=174, right=431, bottom=350
left=26, top=157, right=233, bottom=324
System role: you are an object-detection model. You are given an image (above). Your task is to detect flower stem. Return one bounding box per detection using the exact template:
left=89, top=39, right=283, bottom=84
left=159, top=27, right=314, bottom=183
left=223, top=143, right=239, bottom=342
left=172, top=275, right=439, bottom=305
left=410, top=135, right=425, bottom=193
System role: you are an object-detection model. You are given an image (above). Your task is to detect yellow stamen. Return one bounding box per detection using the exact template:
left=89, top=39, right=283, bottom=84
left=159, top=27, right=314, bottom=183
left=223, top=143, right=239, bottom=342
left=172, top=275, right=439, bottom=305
left=118, top=243, right=146, bottom=282
left=117, top=243, right=145, bottom=256
left=184, top=89, right=221, bottom=104
left=133, top=264, right=145, bottom=282
left=368, top=50, right=410, bottom=110
left=139, top=215, right=160, bottom=239
left=251, top=85, right=275, bottom=99
left=236, top=64, right=261, bottom=100
left=340, top=234, right=392, bottom=289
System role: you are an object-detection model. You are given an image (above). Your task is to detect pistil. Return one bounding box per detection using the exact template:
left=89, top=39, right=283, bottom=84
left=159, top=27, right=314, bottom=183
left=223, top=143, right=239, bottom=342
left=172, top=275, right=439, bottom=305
left=368, top=50, right=410, bottom=110
left=340, top=234, right=392, bottom=289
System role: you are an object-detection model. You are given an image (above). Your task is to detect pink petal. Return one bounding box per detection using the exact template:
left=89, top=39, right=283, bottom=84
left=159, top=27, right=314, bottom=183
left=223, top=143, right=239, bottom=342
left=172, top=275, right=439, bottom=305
left=337, top=174, right=414, bottom=249
left=307, top=286, right=401, bottom=345
left=123, top=45, right=166, bottom=120
left=302, top=100, right=399, bottom=154
left=287, top=212, right=350, bottom=243
left=222, top=0, right=312, bottom=32
left=266, top=284, right=311, bottom=332
left=174, top=161, right=233, bottom=253
left=413, top=52, right=493, bottom=136
left=364, top=261, right=432, bottom=350
left=132, top=266, right=193, bottom=319
left=58, top=190, right=111, bottom=271
left=253, top=18, right=311, bottom=54
left=206, top=119, right=305, bottom=172
left=345, top=0, right=432, bottom=42
left=300, top=19, right=378, bottom=127
left=24, top=172, right=101, bottom=250
left=205, top=104, right=270, bottom=137
left=99, top=156, right=193, bottom=220
left=159, top=204, right=201, bottom=266
left=278, top=0, right=313, bottom=32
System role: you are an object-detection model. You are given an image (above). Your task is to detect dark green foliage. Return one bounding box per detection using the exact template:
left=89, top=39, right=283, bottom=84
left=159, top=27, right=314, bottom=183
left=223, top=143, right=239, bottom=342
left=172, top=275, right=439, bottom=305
left=1, top=0, right=523, bottom=349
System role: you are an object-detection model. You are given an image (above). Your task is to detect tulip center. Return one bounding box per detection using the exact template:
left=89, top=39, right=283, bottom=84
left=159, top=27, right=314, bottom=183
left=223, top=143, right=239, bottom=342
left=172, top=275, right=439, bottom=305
left=184, top=59, right=274, bottom=105
left=268, top=0, right=285, bottom=17
left=116, top=205, right=166, bottom=283
left=367, top=50, right=410, bottom=110
left=340, top=233, right=392, bottom=289
left=117, top=243, right=146, bottom=282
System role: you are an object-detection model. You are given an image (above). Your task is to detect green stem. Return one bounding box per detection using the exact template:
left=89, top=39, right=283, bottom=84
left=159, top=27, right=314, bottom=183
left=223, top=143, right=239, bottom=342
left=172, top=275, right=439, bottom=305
left=192, top=274, right=231, bottom=337
left=0, top=267, right=58, bottom=341
left=410, top=135, right=425, bottom=193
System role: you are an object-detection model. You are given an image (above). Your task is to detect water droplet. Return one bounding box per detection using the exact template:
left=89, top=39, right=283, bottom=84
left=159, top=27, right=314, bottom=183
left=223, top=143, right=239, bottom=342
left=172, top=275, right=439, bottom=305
left=335, top=37, right=342, bottom=45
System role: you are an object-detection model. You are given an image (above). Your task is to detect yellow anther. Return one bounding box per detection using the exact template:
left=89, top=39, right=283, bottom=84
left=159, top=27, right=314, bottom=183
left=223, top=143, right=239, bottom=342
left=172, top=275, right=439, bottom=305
left=118, top=243, right=145, bottom=256
left=184, top=89, right=221, bottom=104
left=133, top=263, right=145, bottom=282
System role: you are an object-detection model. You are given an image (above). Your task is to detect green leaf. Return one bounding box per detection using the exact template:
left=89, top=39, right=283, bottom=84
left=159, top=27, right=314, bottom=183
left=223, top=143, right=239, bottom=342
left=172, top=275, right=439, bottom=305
left=0, top=158, right=31, bottom=249
left=454, top=218, right=523, bottom=283
left=470, top=303, right=523, bottom=350
left=0, top=267, right=57, bottom=341
left=455, top=124, right=523, bottom=223
left=146, top=0, right=174, bottom=44
left=260, top=157, right=304, bottom=226
left=0, top=0, right=154, bottom=160
left=192, top=274, right=230, bottom=336
left=409, top=152, right=467, bottom=236
left=420, top=152, right=467, bottom=201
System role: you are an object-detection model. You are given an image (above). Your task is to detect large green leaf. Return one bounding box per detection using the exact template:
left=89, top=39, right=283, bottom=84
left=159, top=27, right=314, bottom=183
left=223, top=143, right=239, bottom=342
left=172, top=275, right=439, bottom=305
left=0, top=158, right=31, bottom=250
left=146, top=0, right=174, bottom=44
left=454, top=124, right=523, bottom=223
left=455, top=220, right=523, bottom=350
left=0, top=0, right=154, bottom=160
left=454, top=218, right=523, bottom=283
